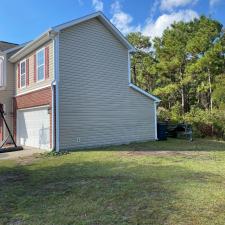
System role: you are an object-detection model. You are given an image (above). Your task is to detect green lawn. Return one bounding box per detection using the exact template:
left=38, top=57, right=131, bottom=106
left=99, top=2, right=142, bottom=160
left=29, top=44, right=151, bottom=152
left=1, top=138, right=225, bottom=225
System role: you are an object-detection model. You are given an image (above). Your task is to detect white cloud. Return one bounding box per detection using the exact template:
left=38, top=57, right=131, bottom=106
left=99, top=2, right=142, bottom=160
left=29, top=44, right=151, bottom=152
left=111, top=0, right=121, bottom=12
left=110, top=1, right=141, bottom=34
left=160, top=0, right=198, bottom=11
left=150, top=0, right=161, bottom=19
left=209, top=0, right=221, bottom=7
left=110, top=1, right=198, bottom=40
left=142, top=9, right=199, bottom=38
left=92, top=0, right=103, bottom=11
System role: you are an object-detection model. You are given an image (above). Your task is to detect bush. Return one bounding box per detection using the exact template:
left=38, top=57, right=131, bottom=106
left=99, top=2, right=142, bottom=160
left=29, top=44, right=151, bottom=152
left=211, top=109, right=225, bottom=139
left=158, top=106, right=225, bottom=139
left=158, top=102, right=183, bottom=123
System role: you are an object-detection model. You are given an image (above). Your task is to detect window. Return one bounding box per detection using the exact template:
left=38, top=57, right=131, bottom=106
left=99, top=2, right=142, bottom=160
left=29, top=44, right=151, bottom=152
left=0, top=57, right=4, bottom=87
left=20, top=60, right=26, bottom=88
left=36, top=49, right=45, bottom=81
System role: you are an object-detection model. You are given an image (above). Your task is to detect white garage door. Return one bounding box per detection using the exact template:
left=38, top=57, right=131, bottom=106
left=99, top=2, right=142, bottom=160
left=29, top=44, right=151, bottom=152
left=17, top=107, right=50, bottom=150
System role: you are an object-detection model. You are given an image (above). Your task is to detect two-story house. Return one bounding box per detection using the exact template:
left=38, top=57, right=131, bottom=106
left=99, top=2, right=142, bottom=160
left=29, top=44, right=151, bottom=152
left=0, top=12, right=160, bottom=152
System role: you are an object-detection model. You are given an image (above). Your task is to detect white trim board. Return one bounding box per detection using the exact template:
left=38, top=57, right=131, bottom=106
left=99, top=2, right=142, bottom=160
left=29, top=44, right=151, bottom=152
left=9, top=30, right=54, bottom=63
left=17, top=104, right=49, bottom=111
left=14, top=84, right=51, bottom=97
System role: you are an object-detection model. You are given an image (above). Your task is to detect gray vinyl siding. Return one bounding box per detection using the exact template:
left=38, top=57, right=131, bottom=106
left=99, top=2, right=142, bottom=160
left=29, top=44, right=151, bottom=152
left=58, top=18, right=156, bottom=150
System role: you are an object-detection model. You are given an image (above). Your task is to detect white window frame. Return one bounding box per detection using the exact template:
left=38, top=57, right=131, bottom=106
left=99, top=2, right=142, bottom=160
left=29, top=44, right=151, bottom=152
left=20, top=59, right=26, bottom=89
left=36, top=48, right=45, bottom=82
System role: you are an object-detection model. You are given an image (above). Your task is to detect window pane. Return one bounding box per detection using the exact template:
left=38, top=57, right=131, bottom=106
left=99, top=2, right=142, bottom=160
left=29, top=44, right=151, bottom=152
left=21, top=74, right=26, bottom=87
left=21, top=61, right=25, bottom=74
left=38, top=65, right=44, bottom=81
left=37, top=50, right=44, bottom=66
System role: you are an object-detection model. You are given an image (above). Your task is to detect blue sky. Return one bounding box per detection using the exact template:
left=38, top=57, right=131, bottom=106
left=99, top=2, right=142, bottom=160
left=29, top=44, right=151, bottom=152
left=0, top=0, right=224, bottom=44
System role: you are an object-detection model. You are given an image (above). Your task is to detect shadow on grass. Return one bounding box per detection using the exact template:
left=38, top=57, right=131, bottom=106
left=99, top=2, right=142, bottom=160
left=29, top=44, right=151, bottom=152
left=66, top=138, right=225, bottom=153
left=0, top=157, right=223, bottom=225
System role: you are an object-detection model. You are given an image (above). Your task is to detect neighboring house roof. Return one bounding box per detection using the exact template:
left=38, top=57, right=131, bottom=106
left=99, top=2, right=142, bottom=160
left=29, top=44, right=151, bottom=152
left=3, top=41, right=30, bottom=54
left=0, top=41, right=18, bottom=52
left=9, top=11, right=135, bottom=62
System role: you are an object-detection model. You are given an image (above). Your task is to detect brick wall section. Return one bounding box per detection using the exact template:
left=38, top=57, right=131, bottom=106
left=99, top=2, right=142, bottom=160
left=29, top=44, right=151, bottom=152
left=13, top=87, right=54, bottom=149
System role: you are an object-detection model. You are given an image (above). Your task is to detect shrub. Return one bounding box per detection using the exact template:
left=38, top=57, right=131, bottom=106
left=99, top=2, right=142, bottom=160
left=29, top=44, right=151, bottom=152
left=158, top=106, right=225, bottom=139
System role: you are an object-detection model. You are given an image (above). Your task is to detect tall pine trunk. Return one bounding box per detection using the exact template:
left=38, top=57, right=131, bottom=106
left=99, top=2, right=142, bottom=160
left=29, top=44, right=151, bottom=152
left=180, top=67, right=186, bottom=115
left=208, top=69, right=213, bottom=111
left=181, top=87, right=185, bottom=114
left=207, top=68, right=214, bottom=136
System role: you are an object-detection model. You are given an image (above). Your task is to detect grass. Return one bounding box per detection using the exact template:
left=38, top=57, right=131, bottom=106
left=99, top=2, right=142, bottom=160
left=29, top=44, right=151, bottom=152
left=1, top=138, right=225, bottom=225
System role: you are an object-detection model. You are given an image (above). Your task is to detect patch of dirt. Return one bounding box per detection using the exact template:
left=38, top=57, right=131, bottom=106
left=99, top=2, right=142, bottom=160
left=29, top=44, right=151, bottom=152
left=16, top=153, right=42, bottom=165
left=121, top=151, right=209, bottom=158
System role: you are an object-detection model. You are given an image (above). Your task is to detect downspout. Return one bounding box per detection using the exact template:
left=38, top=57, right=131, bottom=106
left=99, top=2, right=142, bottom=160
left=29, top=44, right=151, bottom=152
left=154, top=101, right=159, bottom=140
left=51, top=31, right=60, bottom=152
left=50, top=35, right=56, bottom=151
left=50, top=80, right=55, bottom=151
left=54, top=33, right=60, bottom=152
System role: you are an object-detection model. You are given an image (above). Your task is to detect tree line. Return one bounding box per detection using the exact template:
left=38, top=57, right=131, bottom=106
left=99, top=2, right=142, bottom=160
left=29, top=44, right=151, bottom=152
left=127, top=16, right=225, bottom=138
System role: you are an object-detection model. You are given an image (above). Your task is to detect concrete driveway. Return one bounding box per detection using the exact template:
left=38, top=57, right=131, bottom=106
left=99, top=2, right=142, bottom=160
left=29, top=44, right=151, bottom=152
left=0, top=148, right=49, bottom=161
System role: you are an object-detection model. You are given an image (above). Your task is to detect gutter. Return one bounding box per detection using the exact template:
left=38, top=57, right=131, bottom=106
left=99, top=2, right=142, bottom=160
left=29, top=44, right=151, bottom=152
left=128, top=83, right=161, bottom=103
left=9, top=29, right=57, bottom=63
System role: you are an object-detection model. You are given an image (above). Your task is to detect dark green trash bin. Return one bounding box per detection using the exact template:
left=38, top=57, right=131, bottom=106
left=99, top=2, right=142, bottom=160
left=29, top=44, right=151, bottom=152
left=157, top=123, right=167, bottom=140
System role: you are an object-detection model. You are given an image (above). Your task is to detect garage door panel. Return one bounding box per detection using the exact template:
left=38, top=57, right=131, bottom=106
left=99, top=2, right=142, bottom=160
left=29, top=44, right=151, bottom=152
left=17, top=107, right=50, bottom=149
